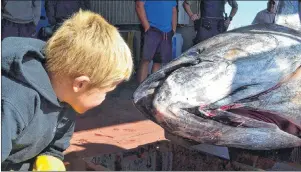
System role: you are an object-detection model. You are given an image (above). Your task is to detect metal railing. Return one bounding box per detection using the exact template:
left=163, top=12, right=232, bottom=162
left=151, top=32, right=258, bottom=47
left=90, top=0, right=140, bottom=25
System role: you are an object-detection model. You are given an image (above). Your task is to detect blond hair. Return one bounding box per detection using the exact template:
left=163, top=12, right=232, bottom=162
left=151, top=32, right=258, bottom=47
left=45, top=10, right=133, bottom=89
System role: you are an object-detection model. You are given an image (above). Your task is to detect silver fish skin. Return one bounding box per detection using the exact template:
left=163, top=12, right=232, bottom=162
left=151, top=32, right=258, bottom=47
left=133, top=24, right=301, bottom=150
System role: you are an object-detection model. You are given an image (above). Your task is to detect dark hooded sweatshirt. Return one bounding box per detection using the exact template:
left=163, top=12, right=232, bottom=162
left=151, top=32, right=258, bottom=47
left=1, top=37, right=77, bottom=171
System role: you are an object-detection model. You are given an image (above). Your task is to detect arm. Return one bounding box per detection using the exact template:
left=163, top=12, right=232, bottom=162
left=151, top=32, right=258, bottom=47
left=135, top=0, right=150, bottom=32
left=228, top=0, right=238, bottom=19
left=183, top=0, right=193, bottom=18
left=224, top=0, right=238, bottom=27
left=39, top=107, right=76, bottom=161
left=183, top=0, right=199, bottom=21
left=229, top=7, right=238, bottom=19
left=172, top=6, right=177, bottom=32
left=45, top=0, right=56, bottom=26
left=1, top=101, right=26, bottom=162
left=39, top=123, right=75, bottom=160
left=33, top=120, right=75, bottom=171
left=33, top=0, right=42, bottom=26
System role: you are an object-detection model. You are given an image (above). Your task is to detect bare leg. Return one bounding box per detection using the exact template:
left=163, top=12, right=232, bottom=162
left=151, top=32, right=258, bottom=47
left=152, top=63, right=161, bottom=73
left=137, top=59, right=150, bottom=83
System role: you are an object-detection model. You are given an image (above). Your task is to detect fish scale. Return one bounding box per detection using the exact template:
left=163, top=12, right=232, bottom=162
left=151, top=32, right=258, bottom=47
left=133, top=1, right=301, bottom=151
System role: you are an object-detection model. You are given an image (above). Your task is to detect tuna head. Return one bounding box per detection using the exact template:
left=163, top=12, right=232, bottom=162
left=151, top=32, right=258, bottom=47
left=133, top=24, right=301, bottom=150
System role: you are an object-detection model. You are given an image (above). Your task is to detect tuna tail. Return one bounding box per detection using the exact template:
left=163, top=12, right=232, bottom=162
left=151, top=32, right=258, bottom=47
left=275, top=0, right=301, bottom=31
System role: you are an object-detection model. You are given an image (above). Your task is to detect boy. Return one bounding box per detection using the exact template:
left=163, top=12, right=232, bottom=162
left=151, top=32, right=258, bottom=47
left=1, top=10, right=133, bottom=171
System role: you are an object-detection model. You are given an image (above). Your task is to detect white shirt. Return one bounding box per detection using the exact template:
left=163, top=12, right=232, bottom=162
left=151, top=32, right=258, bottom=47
left=252, top=9, right=276, bottom=25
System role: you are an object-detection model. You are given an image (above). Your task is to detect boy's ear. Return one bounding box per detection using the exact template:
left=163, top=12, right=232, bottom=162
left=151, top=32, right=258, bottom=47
left=72, top=76, right=91, bottom=93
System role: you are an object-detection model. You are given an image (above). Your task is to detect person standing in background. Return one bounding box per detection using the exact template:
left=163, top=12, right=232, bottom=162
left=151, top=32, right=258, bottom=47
left=252, top=0, right=278, bottom=25
left=135, top=0, right=177, bottom=83
left=45, top=0, right=90, bottom=27
left=183, top=0, right=238, bottom=45
left=1, top=0, right=41, bottom=40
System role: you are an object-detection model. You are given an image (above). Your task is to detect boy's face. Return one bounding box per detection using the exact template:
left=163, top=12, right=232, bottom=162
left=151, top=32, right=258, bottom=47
left=51, top=75, right=118, bottom=114
left=71, top=85, right=117, bottom=114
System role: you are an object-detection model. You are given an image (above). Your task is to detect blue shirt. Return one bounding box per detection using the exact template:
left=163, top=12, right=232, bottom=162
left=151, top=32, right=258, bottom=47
left=143, top=0, right=177, bottom=33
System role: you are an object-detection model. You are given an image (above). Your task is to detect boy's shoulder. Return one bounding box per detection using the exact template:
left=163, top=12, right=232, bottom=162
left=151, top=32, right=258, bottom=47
left=2, top=37, right=45, bottom=48
left=2, top=37, right=61, bottom=124
left=2, top=74, right=42, bottom=124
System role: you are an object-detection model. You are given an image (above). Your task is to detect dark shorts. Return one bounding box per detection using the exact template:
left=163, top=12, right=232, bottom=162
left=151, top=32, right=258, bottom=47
left=143, top=26, right=174, bottom=64
left=1, top=19, right=37, bottom=40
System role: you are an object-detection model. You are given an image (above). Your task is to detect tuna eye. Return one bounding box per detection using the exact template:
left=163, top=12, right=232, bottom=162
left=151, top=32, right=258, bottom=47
left=198, top=48, right=205, bottom=54
left=186, top=48, right=204, bottom=57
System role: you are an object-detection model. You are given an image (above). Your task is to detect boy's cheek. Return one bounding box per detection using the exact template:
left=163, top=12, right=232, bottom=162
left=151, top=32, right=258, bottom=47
left=76, top=95, right=106, bottom=114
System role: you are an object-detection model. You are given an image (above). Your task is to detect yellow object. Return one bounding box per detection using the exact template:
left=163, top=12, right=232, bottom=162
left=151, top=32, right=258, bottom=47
left=32, top=155, right=66, bottom=171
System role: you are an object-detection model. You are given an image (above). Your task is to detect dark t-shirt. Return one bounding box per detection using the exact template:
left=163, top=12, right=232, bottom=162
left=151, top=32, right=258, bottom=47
left=185, top=0, right=238, bottom=18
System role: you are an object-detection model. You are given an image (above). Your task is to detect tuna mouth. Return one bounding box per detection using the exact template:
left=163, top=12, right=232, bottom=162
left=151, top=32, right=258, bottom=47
left=186, top=105, right=301, bottom=138
left=132, top=70, right=186, bottom=121
left=133, top=58, right=301, bottom=138
left=134, top=78, right=301, bottom=144
left=132, top=59, right=202, bottom=145
left=227, top=108, right=301, bottom=137
left=132, top=49, right=301, bottom=148
left=133, top=53, right=202, bottom=121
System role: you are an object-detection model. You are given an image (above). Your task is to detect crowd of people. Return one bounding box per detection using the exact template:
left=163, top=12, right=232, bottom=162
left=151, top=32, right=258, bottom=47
left=135, top=0, right=280, bottom=83
left=2, top=0, right=279, bottom=83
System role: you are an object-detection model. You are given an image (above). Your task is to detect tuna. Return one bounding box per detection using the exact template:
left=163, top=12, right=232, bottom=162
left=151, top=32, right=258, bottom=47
left=133, top=1, right=301, bottom=150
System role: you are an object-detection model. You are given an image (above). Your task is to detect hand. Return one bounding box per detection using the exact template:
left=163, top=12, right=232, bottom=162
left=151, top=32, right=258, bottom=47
left=190, top=14, right=200, bottom=21
left=144, top=25, right=150, bottom=32
left=224, top=18, right=231, bottom=28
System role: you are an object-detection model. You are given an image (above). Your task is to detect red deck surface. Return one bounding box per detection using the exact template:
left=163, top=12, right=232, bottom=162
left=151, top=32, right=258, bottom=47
left=63, top=80, right=166, bottom=170
left=62, top=80, right=301, bottom=171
